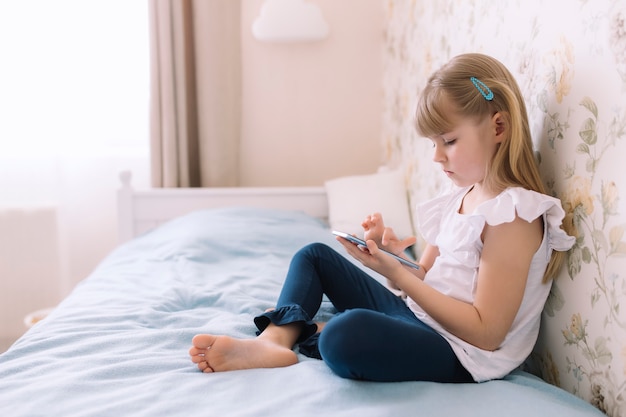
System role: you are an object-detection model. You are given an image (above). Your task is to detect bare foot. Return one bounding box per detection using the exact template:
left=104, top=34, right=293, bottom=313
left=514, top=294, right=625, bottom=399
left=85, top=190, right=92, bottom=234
left=189, top=334, right=298, bottom=373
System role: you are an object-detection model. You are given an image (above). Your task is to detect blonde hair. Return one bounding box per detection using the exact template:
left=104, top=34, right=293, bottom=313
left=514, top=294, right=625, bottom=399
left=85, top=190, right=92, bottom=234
left=415, top=53, right=564, bottom=282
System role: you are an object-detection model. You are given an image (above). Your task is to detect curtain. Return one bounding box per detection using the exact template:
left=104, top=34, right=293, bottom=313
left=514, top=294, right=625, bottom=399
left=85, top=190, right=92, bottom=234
left=149, top=0, right=241, bottom=187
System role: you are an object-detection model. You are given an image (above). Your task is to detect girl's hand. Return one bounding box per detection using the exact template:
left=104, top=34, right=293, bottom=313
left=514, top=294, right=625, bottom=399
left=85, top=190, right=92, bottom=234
left=336, top=236, right=405, bottom=279
left=362, top=212, right=386, bottom=244
left=362, top=213, right=417, bottom=256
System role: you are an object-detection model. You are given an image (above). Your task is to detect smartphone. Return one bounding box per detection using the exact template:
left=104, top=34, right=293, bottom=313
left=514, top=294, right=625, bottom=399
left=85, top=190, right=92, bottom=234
left=332, top=230, right=420, bottom=270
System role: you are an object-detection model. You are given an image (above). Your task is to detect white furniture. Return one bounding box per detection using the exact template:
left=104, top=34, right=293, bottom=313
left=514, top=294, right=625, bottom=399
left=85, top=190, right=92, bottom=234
left=117, top=170, right=328, bottom=242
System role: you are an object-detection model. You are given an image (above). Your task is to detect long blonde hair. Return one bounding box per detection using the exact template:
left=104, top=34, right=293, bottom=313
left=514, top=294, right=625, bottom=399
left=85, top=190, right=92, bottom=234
left=415, top=53, right=564, bottom=282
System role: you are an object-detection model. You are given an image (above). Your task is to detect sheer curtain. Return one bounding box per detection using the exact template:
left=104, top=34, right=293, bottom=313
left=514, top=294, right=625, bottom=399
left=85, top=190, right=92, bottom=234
left=0, top=0, right=150, bottom=323
left=149, top=0, right=242, bottom=187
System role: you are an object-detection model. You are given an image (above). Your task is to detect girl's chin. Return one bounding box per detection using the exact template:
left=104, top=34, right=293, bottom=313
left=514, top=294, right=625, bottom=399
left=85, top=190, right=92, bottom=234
left=445, top=174, right=460, bottom=184
left=448, top=178, right=474, bottom=188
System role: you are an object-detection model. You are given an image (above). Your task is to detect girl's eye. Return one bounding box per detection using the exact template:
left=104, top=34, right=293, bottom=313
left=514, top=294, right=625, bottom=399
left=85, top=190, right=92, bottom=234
left=430, top=136, right=456, bottom=147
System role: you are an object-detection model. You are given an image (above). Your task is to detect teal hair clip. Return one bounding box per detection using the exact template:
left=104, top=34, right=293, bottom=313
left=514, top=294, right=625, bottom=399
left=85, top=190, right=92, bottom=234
left=470, top=77, right=494, bottom=101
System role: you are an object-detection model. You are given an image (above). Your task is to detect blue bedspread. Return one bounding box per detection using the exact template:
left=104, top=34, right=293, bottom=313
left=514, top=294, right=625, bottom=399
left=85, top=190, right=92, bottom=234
left=0, top=208, right=604, bottom=416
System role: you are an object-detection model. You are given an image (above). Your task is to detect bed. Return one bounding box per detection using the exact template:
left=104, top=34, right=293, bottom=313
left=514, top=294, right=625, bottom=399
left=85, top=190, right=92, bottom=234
left=0, top=171, right=605, bottom=417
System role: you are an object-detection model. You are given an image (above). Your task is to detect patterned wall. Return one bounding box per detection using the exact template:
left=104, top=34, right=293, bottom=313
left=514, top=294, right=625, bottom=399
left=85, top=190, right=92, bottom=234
left=382, top=1, right=626, bottom=415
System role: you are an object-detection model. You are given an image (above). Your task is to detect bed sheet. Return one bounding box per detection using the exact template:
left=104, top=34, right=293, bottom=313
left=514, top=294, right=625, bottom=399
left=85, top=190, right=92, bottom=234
left=0, top=207, right=604, bottom=416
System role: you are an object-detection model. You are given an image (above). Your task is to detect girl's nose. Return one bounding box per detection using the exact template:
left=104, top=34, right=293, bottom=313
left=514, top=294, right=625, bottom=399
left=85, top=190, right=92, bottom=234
left=432, top=144, right=446, bottom=163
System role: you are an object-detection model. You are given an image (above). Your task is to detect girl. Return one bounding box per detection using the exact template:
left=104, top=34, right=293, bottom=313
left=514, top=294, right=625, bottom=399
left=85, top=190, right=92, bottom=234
left=189, top=53, right=575, bottom=383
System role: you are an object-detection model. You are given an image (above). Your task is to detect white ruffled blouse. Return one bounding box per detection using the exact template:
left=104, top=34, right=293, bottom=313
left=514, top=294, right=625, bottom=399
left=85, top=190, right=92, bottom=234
left=407, top=186, right=575, bottom=382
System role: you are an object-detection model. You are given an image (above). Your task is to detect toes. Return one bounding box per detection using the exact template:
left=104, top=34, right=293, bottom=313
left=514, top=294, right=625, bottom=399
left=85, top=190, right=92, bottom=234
left=196, top=360, right=214, bottom=373
left=190, top=334, right=218, bottom=372
left=192, top=334, right=217, bottom=349
left=189, top=346, right=203, bottom=356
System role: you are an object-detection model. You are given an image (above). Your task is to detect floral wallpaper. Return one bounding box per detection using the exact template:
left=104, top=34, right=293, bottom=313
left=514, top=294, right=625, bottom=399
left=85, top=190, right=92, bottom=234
left=382, top=0, right=626, bottom=415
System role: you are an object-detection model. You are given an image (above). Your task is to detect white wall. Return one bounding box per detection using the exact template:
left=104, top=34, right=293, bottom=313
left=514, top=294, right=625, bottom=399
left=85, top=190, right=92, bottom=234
left=0, top=205, right=61, bottom=347
left=240, top=0, right=385, bottom=186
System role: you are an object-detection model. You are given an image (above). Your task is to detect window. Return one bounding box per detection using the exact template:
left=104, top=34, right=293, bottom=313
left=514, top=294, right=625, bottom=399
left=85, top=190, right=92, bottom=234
left=0, top=1, right=151, bottom=290
left=0, top=0, right=149, bottom=157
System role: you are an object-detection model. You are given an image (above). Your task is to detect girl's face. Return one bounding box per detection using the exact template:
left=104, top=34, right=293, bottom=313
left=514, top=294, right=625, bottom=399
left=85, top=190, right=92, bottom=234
left=429, top=113, right=502, bottom=189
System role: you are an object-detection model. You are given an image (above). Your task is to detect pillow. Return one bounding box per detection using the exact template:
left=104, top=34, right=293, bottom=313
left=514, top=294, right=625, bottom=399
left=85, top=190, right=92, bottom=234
left=324, top=169, right=414, bottom=240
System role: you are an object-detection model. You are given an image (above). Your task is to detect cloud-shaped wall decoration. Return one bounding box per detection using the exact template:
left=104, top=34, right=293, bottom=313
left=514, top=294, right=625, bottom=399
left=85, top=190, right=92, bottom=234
left=252, top=0, right=330, bottom=43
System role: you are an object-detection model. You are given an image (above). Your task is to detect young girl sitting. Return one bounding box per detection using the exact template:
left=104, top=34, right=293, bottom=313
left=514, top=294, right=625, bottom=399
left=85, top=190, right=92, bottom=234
left=189, top=53, right=575, bottom=383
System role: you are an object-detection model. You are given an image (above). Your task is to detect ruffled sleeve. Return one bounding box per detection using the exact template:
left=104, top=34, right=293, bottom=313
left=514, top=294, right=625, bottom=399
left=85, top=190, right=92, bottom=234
left=474, top=187, right=575, bottom=252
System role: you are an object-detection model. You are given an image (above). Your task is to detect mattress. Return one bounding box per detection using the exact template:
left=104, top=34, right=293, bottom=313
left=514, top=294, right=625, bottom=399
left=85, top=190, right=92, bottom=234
left=0, top=207, right=604, bottom=416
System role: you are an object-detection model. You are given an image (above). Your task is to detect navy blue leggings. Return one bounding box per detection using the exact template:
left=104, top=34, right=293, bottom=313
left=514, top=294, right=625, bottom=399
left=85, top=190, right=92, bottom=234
left=254, top=243, right=473, bottom=383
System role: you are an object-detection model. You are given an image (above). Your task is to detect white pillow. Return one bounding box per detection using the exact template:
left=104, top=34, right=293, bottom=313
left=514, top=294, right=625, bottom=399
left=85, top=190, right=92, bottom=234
left=324, top=169, right=414, bottom=239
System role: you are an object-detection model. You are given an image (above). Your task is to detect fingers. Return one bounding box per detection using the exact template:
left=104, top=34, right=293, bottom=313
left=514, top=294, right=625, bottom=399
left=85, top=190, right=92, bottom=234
left=337, top=235, right=369, bottom=260
left=341, top=236, right=401, bottom=277
left=401, top=235, right=417, bottom=248
left=381, top=227, right=394, bottom=245
left=364, top=239, right=381, bottom=256
left=361, top=212, right=383, bottom=229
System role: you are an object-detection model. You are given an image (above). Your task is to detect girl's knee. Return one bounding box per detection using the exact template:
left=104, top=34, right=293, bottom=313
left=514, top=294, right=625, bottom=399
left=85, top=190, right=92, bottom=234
left=297, top=242, right=333, bottom=258
left=318, top=310, right=373, bottom=379
left=292, top=242, right=335, bottom=266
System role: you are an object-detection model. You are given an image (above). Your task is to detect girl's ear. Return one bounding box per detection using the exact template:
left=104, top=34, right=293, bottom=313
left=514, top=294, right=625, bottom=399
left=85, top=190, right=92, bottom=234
left=492, top=112, right=506, bottom=143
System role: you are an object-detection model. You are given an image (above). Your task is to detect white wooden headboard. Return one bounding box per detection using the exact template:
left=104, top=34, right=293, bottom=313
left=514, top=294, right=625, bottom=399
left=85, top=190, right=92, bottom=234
left=117, top=171, right=329, bottom=243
